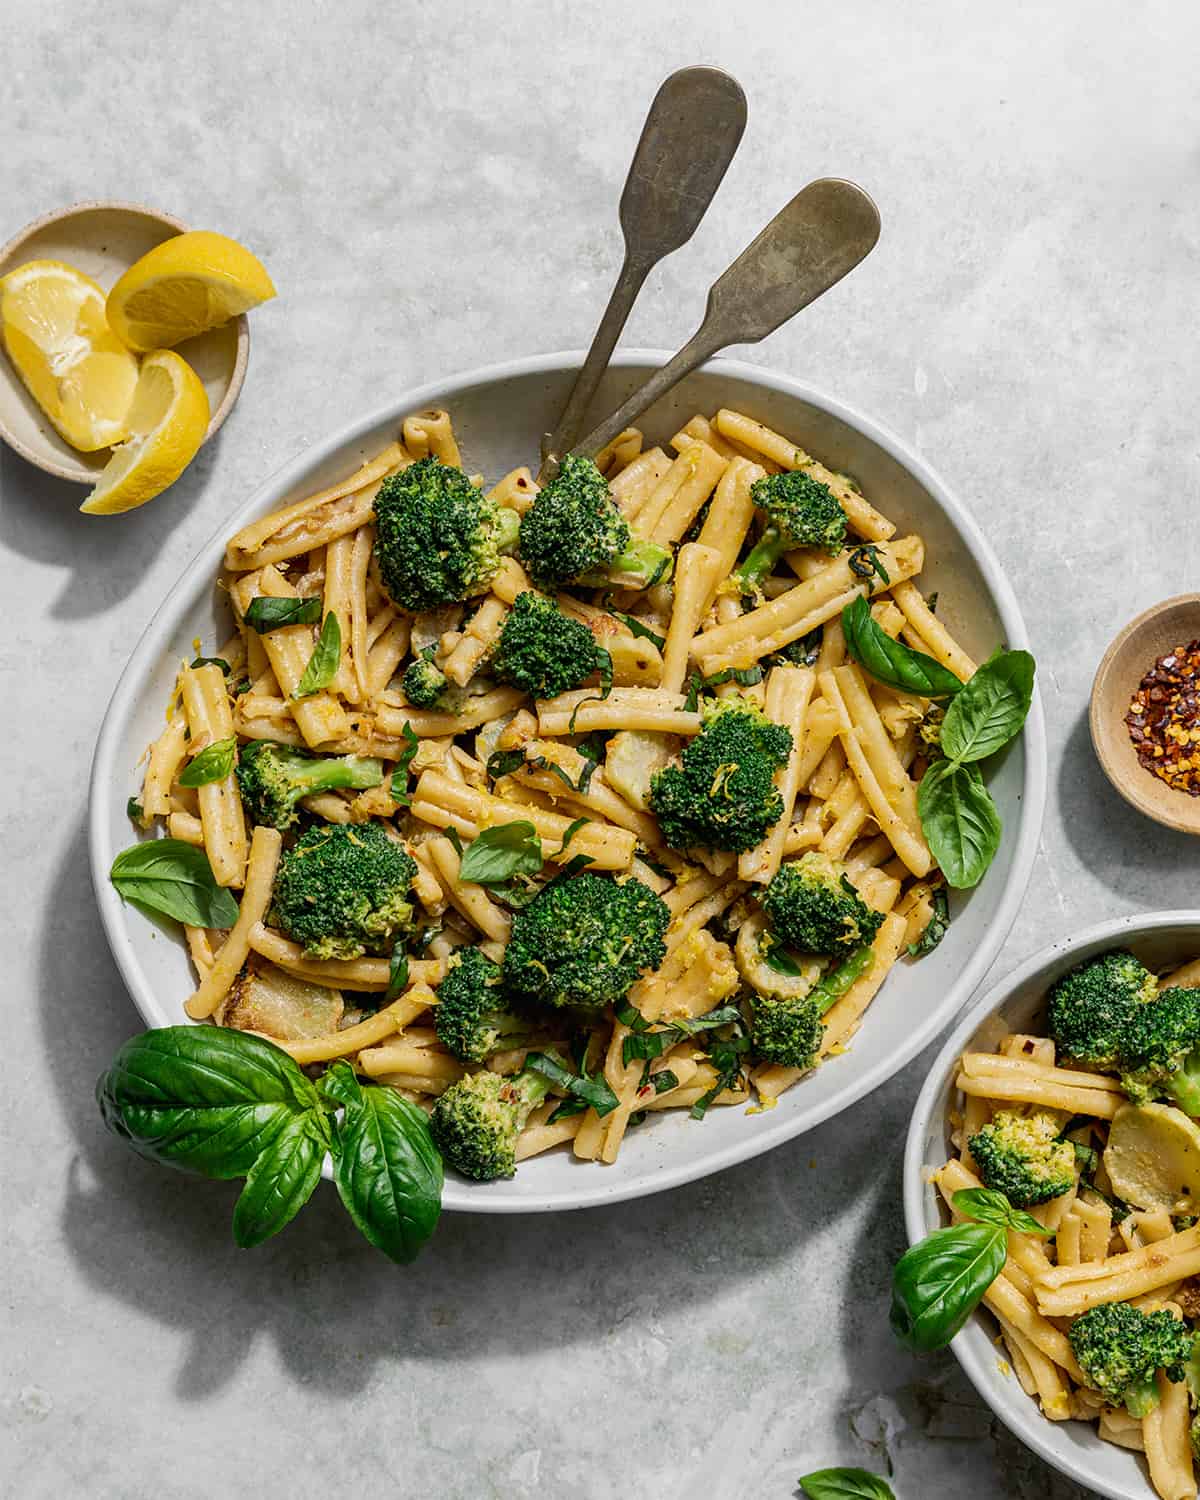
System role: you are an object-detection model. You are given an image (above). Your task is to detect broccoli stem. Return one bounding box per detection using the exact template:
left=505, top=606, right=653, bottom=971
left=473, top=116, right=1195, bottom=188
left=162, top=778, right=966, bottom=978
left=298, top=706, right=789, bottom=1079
left=736, top=527, right=787, bottom=593
left=810, top=944, right=876, bottom=1015
left=590, top=538, right=674, bottom=589
left=1125, top=1375, right=1161, bottom=1419
left=1166, top=1049, right=1200, bottom=1115
left=494, top=506, right=521, bottom=556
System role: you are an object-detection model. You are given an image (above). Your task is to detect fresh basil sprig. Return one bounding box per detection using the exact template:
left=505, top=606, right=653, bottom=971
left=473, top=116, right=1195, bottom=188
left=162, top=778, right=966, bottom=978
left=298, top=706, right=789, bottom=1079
left=940, top=647, right=1035, bottom=763
left=616, top=1002, right=743, bottom=1066
left=798, top=1469, right=895, bottom=1500
left=841, top=596, right=963, bottom=697
left=244, top=595, right=323, bottom=633
left=525, top=1050, right=619, bottom=1117
left=889, top=1185, right=1044, bottom=1353
left=97, top=1028, right=442, bottom=1261
left=294, top=612, right=341, bottom=699
left=178, top=735, right=237, bottom=787
left=110, top=838, right=240, bottom=928
left=458, top=821, right=543, bottom=884
left=917, top=760, right=1002, bottom=889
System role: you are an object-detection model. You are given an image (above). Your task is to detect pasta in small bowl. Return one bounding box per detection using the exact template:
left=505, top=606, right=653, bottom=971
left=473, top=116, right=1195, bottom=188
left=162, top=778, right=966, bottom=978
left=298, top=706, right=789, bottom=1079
left=904, top=913, right=1200, bottom=1500
left=91, top=350, right=1045, bottom=1214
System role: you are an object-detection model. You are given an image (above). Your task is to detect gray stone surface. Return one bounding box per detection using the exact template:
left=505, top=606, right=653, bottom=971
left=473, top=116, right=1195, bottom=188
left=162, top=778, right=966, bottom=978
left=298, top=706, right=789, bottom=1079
left=2, top=2, right=1196, bottom=1496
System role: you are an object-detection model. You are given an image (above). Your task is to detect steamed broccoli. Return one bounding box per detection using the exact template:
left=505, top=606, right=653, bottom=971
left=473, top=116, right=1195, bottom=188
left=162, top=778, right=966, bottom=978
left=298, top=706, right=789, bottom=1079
left=967, top=1109, right=1076, bottom=1207
left=429, top=1063, right=553, bottom=1180
left=736, top=470, right=847, bottom=593
left=502, top=871, right=669, bottom=1010
left=434, top=948, right=535, bottom=1063
left=648, top=697, right=793, bottom=854
left=373, top=457, right=519, bottom=611
left=1120, top=988, right=1200, bottom=1112
left=760, top=851, right=885, bottom=957
left=235, top=741, right=384, bottom=830
left=1046, top=949, right=1158, bottom=1070
left=1068, top=1301, right=1194, bottom=1418
left=402, top=649, right=451, bottom=709
left=749, top=945, right=876, bottom=1069
left=518, top=455, right=672, bottom=591
left=492, top=591, right=604, bottom=699
left=270, top=823, right=416, bottom=960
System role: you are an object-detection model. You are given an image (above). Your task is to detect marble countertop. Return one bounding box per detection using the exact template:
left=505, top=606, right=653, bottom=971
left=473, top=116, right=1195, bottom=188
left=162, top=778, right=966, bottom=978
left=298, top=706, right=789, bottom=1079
left=3, top=3, right=1197, bottom=1496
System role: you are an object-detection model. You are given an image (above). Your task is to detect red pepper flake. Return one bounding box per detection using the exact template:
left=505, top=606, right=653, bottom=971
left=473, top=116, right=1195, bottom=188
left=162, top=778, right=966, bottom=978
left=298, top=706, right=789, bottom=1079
left=1127, top=639, right=1200, bottom=796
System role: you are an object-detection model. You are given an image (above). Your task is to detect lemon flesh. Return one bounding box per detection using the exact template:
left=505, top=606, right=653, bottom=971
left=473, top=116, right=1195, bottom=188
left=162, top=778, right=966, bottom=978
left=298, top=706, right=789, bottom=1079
left=0, top=259, right=139, bottom=450
left=106, top=230, right=275, bottom=352
left=80, top=350, right=210, bottom=515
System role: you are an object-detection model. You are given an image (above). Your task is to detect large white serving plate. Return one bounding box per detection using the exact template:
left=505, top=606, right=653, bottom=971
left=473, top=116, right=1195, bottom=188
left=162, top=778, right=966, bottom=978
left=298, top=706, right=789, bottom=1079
left=904, top=914, right=1200, bottom=1500
left=90, top=350, right=1047, bottom=1214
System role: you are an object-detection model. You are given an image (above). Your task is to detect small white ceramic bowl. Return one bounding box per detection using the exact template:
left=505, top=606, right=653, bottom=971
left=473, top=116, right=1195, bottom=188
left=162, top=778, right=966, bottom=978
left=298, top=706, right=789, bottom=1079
left=90, top=350, right=1047, bottom=1214
left=0, top=200, right=249, bottom=482
left=904, top=911, right=1200, bottom=1500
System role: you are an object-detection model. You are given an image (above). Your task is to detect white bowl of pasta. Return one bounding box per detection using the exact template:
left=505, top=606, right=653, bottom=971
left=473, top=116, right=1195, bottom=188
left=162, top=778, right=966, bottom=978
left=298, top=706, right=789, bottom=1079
left=904, top=913, right=1200, bottom=1500
left=91, top=349, right=1045, bottom=1214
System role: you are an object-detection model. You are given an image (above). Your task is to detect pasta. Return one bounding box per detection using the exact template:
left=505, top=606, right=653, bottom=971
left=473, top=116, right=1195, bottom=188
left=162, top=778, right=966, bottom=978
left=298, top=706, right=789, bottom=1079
left=126, top=403, right=983, bottom=1177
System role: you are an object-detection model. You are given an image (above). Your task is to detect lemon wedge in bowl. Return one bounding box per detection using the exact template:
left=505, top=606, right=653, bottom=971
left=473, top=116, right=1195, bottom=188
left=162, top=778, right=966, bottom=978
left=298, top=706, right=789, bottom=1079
left=80, top=350, right=210, bottom=515
left=0, top=259, right=139, bottom=450
left=105, top=230, right=275, bottom=352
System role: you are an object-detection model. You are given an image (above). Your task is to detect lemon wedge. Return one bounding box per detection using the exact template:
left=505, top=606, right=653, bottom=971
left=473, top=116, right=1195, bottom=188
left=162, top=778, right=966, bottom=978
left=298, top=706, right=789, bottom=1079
left=0, top=259, right=139, bottom=450
left=80, top=350, right=210, bottom=515
left=106, top=230, right=276, bottom=352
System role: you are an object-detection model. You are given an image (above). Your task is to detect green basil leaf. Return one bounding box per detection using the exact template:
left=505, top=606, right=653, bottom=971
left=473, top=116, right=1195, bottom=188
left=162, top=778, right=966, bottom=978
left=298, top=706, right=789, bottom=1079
left=841, top=596, right=963, bottom=697
left=385, top=939, right=409, bottom=1002
left=596, top=647, right=613, bottom=699
left=232, top=1111, right=328, bottom=1248
left=244, top=595, right=323, bottom=633
left=458, top=821, right=543, bottom=884
left=619, top=1003, right=744, bottom=1066
left=907, top=887, right=949, bottom=958
left=110, top=838, right=240, bottom=928
left=96, top=1026, right=321, bottom=1178
left=613, top=612, right=666, bottom=651
left=650, top=1067, right=679, bottom=1095
left=486, top=748, right=527, bottom=781
left=525, top=1050, right=619, bottom=1117
left=941, top=649, right=1035, bottom=763
left=683, top=673, right=701, bottom=713
left=889, top=1220, right=1007, bottom=1351
left=798, top=1469, right=895, bottom=1500
left=126, top=797, right=144, bottom=822
left=293, top=612, right=341, bottom=699
left=690, top=1019, right=751, bottom=1119
left=951, top=1187, right=1053, bottom=1238
left=546, top=1095, right=589, bottom=1123
left=558, top=817, right=588, bottom=855
left=702, top=664, right=764, bottom=688
left=847, top=543, right=891, bottom=585
left=917, top=759, right=1002, bottom=889
left=392, top=721, right=419, bottom=807
left=321, top=1062, right=443, bottom=1264
left=178, top=735, right=237, bottom=787
left=191, top=655, right=231, bottom=674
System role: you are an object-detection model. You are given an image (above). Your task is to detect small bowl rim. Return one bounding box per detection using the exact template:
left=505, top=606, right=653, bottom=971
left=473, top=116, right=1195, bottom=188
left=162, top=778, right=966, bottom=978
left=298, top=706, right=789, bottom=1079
left=0, top=198, right=249, bottom=482
left=1089, top=592, right=1200, bottom=836
left=902, top=909, right=1200, bottom=1500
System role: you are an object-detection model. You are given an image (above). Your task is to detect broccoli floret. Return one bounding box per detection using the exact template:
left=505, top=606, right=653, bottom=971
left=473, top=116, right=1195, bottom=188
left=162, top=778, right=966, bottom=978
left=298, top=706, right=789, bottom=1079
left=429, top=1064, right=552, bottom=1181
left=502, top=871, right=669, bottom=1010
left=518, top=455, right=672, bottom=591
left=1047, top=949, right=1158, bottom=1071
left=492, top=591, right=603, bottom=699
left=234, top=742, right=384, bottom=830
left=736, top=471, right=847, bottom=592
left=270, top=823, right=416, bottom=960
left=1192, top=1411, right=1200, bottom=1462
left=402, top=649, right=451, bottom=709
left=1068, top=1301, right=1194, bottom=1418
left=749, top=944, right=876, bottom=1069
left=967, top=1109, right=1076, bottom=1208
left=1120, top=988, right=1200, bottom=1112
left=373, top=457, right=519, bottom=611
left=649, top=697, right=793, bottom=854
left=434, top=948, right=536, bottom=1063
left=760, top=851, right=885, bottom=957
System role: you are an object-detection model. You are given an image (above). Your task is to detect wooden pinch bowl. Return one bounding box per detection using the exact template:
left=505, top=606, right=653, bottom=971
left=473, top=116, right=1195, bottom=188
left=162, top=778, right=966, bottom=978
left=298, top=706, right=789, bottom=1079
left=0, top=200, right=249, bottom=483
left=1090, top=593, right=1200, bottom=835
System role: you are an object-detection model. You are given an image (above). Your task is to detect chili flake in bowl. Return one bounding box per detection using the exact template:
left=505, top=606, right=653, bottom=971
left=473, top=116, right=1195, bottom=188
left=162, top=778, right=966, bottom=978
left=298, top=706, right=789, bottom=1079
left=1126, top=640, right=1200, bottom=796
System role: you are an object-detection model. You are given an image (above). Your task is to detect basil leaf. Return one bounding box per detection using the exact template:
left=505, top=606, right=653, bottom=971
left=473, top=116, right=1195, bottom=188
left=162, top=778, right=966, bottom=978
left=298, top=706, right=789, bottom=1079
left=232, top=1111, right=328, bottom=1248
left=952, top=1187, right=1053, bottom=1238
left=847, top=543, right=891, bottom=585
left=547, top=1095, right=589, bottom=1123
left=691, top=1021, right=751, bottom=1119
left=558, top=817, right=588, bottom=855
left=917, top=759, right=1002, bottom=889
left=620, top=1004, right=744, bottom=1066
left=841, top=596, right=963, bottom=697
left=486, top=749, right=527, bottom=781
left=126, top=797, right=144, bottom=822
left=940, top=649, right=1035, bottom=764
left=683, top=673, right=701, bottom=713
left=907, top=887, right=949, bottom=958
left=321, top=1062, right=443, bottom=1264
left=613, top=612, right=666, bottom=651
left=525, top=1050, right=619, bottom=1117
left=650, top=1068, right=679, bottom=1095
left=385, top=940, right=409, bottom=1002
left=293, top=612, right=341, bottom=699
left=761, top=935, right=806, bottom=977
left=703, top=664, right=764, bottom=688
left=96, top=1026, right=320, bottom=1178
left=110, top=838, right=240, bottom=928
left=392, top=721, right=419, bottom=807
left=244, top=595, right=323, bottom=633
left=799, top=1469, right=895, bottom=1500
left=178, top=735, right=237, bottom=787
left=458, top=821, right=543, bottom=884
left=191, top=656, right=231, bottom=674
left=889, top=1221, right=1006, bottom=1351
left=596, top=647, right=613, bottom=699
